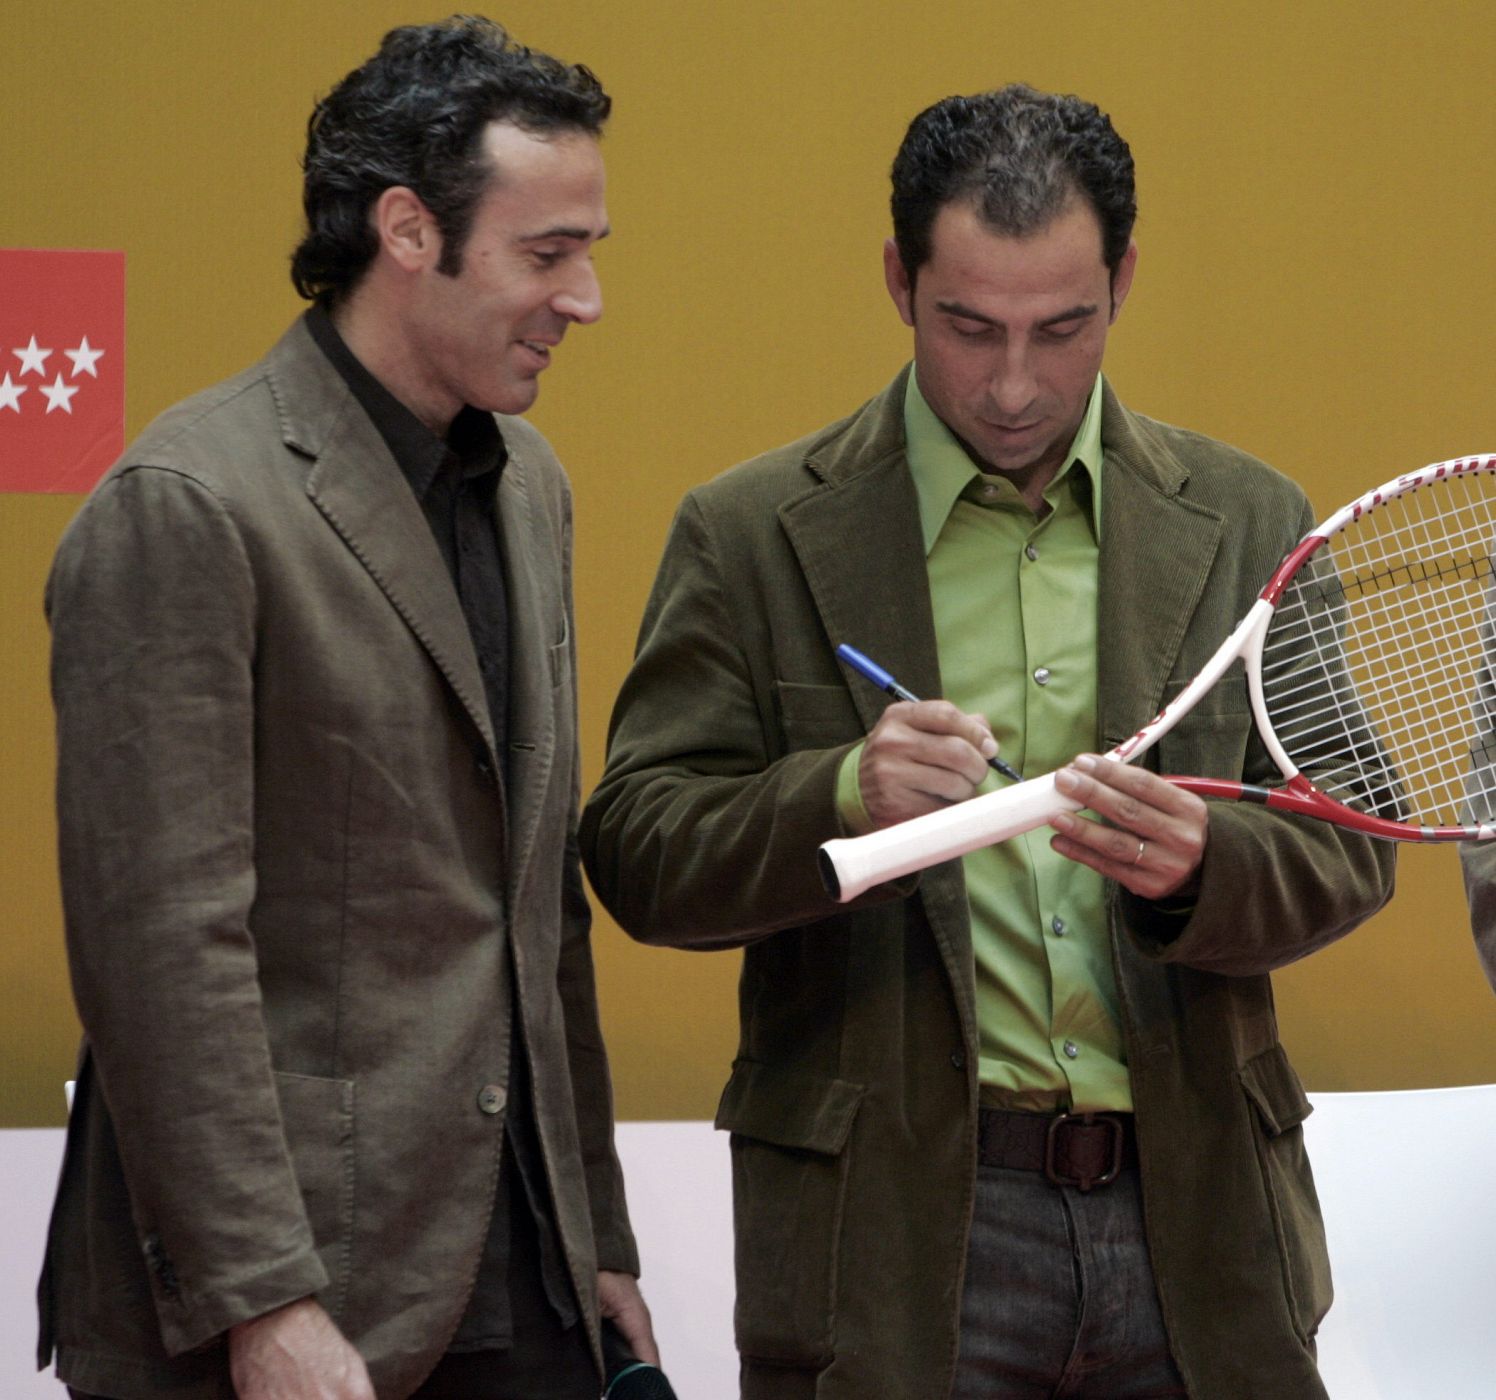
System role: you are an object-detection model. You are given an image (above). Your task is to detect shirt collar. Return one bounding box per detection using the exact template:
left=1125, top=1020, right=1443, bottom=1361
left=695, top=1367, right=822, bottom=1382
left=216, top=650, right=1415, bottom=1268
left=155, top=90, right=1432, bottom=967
left=304, top=306, right=504, bottom=499
left=903, top=368, right=1105, bottom=556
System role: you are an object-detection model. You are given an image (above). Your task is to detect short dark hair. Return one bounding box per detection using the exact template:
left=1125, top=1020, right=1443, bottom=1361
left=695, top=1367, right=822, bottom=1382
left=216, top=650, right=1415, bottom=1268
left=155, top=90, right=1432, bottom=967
left=291, top=15, right=610, bottom=305
left=890, top=84, right=1135, bottom=285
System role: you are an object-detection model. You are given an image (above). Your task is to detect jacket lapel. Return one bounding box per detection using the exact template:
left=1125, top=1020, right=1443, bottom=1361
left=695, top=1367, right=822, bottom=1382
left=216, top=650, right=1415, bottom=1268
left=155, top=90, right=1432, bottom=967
left=779, top=368, right=942, bottom=730
left=1096, top=385, right=1224, bottom=756
left=778, top=368, right=978, bottom=1032
left=494, top=432, right=556, bottom=900
left=266, top=320, right=499, bottom=767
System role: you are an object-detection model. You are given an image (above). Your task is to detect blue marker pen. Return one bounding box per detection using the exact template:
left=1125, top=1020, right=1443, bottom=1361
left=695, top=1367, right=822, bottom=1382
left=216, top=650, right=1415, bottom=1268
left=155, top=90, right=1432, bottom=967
left=835, top=643, right=1022, bottom=783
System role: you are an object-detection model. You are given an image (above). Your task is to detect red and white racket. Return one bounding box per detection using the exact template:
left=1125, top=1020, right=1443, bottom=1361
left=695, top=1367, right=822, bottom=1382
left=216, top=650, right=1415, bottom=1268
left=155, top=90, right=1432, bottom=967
left=820, top=454, right=1496, bottom=902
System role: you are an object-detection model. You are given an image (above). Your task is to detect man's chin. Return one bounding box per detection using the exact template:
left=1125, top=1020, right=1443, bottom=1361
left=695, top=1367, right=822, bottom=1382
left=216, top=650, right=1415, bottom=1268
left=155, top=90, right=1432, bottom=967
left=487, top=380, right=541, bottom=416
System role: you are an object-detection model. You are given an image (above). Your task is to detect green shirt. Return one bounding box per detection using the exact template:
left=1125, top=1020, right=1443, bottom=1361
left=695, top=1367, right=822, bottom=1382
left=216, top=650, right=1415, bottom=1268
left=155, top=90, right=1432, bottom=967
left=836, top=370, right=1130, bottom=1112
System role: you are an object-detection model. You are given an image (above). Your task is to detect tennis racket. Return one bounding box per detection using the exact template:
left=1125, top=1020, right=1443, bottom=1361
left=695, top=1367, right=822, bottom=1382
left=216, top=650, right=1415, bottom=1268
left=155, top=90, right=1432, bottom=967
left=820, top=453, right=1496, bottom=903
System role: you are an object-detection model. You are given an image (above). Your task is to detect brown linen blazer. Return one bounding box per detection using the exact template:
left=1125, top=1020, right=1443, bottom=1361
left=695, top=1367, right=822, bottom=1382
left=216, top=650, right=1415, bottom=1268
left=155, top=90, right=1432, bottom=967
left=582, top=368, right=1396, bottom=1399
left=39, top=319, right=636, bottom=1399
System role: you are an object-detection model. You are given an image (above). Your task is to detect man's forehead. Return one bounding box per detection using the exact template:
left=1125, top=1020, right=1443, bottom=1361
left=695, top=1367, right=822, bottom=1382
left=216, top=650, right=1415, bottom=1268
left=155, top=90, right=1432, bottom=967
left=469, top=122, right=608, bottom=237
left=924, top=198, right=1110, bottom=290
left=477, top=119, right=604, bottom=179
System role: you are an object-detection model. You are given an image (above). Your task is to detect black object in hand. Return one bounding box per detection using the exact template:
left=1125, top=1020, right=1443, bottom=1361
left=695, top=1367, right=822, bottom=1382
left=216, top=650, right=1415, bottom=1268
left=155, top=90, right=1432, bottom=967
left=602, top=1319, right=679, bottom=1399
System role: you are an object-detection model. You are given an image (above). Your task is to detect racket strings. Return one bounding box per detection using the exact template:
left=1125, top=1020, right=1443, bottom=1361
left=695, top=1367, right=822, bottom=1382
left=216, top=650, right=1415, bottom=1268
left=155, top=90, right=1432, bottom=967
left=1268, top=575, right=1496, bottom=820
left=1258, top=470, right=1496, bottom=829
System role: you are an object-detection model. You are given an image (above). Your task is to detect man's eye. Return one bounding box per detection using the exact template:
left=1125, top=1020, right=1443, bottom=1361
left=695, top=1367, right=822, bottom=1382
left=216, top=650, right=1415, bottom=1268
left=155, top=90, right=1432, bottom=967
left=951, top=322, right=990, bottom=339
left=533, top=249, right=564, bottom=266
left=1039, top=324, right=1083, bottom=342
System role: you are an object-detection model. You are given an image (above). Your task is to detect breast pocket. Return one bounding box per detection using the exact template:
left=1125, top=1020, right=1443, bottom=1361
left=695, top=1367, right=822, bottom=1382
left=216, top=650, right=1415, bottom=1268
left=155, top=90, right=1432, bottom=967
left=1150, top=672, right=1253, bottom=778
left=774, top=680, right=861, bottom=753
left=547, top=614, right=570, bottom=689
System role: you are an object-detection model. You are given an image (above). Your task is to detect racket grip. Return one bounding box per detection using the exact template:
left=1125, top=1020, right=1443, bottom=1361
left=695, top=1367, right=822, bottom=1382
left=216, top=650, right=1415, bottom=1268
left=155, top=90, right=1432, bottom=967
left=818, top=773, right=1079, bottom=902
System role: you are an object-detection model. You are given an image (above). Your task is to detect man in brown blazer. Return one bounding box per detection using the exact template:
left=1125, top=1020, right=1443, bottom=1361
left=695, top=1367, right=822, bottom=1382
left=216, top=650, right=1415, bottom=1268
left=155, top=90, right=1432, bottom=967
left=39, top=18, right=653, bottom=1400
left=583, top=87, right=1394, bottom=1397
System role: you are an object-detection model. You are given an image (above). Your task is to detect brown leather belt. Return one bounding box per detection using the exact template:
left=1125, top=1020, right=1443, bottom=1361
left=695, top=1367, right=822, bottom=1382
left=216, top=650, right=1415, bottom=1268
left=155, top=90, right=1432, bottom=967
left=977, top=1107, right=1137, bottom=1192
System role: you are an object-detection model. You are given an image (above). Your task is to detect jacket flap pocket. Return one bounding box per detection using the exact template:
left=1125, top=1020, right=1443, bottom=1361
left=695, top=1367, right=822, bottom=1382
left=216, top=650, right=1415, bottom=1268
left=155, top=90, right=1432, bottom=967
left=714, top=1059, right=863, bottom=1155
left=1239, top=1043, right=1313, bottom=1136
left=774, top=680, right=859, bottom=746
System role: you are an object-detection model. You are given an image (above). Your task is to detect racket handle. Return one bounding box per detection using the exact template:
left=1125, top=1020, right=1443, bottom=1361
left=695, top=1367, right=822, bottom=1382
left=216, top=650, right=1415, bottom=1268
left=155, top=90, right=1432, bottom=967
left=818, top=773, right=1080, bottom=902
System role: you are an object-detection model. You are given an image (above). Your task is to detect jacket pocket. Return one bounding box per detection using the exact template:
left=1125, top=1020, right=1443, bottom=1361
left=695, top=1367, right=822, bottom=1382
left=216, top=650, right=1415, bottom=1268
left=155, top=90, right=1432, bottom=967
left=273, top=1070, right=356, bottom=1319
left=715, top=1059, right=864, bottom=1366
left=774, top=680, right=860, bottom=753
left=1152, top=672, right=1252, bottom=778
left=1239, top=1044, right=1332, bottom=1340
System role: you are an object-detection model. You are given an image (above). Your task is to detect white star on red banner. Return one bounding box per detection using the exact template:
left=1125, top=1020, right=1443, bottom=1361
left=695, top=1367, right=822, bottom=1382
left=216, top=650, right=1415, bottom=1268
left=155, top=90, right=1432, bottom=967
left=1, top=247, right=126, bottom=493
left=65, top=336, right=104, bottom=378
left=40, top=374, right=80, bottom=415
left=13, top=335, right=51, bottom=377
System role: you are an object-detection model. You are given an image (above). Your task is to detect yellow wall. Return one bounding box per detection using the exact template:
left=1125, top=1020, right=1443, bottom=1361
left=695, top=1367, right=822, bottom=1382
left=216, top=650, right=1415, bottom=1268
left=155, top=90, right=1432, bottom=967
left=3, top=1, right=1493, bottom=1127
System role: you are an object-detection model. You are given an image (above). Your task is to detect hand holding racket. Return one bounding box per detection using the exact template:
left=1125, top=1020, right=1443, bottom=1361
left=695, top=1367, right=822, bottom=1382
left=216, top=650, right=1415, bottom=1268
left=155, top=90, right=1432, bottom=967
left=820, top=454, right=1496, bottom=903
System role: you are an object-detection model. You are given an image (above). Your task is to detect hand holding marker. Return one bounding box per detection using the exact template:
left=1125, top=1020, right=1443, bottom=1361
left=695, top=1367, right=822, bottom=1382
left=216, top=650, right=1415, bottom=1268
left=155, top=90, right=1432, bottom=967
left=835, top=643, right=1022, bottom=784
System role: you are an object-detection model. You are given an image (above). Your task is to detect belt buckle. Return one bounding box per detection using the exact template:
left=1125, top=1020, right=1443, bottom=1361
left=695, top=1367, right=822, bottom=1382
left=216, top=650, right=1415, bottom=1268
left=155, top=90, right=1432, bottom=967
left=1044, top=1110, right=1124, bottom=1192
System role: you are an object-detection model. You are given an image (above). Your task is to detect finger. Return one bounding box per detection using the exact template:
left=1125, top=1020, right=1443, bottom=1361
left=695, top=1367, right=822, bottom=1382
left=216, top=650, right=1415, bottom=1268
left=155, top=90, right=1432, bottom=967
left=1049, top=816, right=1190, bottom=896
left=866, top=726, right=992, bottom=789
left=599, top=1272, right=660, bottom=1366
left=1065, top=754, right=1201, bottom=818
left=883, top=699, right=998, bottom=758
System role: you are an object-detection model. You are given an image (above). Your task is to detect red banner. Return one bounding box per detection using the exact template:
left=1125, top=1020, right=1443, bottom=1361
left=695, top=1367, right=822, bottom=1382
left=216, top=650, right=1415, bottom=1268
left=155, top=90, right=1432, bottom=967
left=0, top=249, right=125, bottom=494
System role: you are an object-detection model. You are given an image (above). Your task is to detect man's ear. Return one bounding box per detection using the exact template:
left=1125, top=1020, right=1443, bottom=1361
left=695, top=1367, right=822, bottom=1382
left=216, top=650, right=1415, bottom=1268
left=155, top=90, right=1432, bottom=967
left=883, top=237, right=916, bottom=328
left=1109, top=241, right=1138, bottom=323
left=373, top=186, right=441, bottom=274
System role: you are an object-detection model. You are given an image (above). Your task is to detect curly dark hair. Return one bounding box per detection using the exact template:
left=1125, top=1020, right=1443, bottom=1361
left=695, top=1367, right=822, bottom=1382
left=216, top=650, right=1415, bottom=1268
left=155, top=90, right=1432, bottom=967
left=890, top=85, right=1135, bottom=287
left=290, top=15, right=610, bottom=305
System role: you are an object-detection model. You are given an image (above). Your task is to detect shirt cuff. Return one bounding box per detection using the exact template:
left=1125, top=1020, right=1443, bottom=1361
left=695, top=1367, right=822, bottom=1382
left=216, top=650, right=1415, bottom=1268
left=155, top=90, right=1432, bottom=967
left=835, top=742, right=875, bottom=836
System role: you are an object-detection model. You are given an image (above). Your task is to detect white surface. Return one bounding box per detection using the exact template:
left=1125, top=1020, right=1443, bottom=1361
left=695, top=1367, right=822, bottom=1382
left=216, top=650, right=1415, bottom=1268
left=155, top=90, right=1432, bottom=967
left=613, top=1122, right=736, bottom=1397
left=1, top=1129, right=65, bottom=1399
left=5, top=1088, right=1494, bottom=1399
left=1303, top=1084, right=1496, bottom=1398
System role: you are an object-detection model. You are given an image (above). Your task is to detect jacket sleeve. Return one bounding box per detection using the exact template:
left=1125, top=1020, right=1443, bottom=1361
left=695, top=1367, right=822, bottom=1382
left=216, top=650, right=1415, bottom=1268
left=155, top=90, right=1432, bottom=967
left=1123, top=495, right=1397, bottom=975
left=582, top=494, right=889, bottom=949
left=1459, top=843, right=1496, bottom=994
left=48, top=467, right=326, bottom=1354
left=551, top=480, right=638, bottom=1276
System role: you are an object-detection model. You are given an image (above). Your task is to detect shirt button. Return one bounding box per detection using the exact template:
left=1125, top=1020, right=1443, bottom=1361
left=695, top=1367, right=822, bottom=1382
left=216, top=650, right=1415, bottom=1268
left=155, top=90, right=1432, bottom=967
left=1051, top=916, right=1066, bottom=936
left=1025, top=544, right=1039, bottom=562
left=981, top=483, right=998, bottom=500
left=477, top=1085, right=506, bottom=1115
left=1033, top=666, right=1051, bottom=686
left=1063, top=1041, right=1080, bottom=1060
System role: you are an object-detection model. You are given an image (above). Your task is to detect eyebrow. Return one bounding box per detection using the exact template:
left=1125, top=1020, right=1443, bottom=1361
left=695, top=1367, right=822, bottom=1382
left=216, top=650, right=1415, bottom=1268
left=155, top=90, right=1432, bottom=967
left=935, top=299, right=1098, bottom=329
left=522, top=224, right=612, bottom=243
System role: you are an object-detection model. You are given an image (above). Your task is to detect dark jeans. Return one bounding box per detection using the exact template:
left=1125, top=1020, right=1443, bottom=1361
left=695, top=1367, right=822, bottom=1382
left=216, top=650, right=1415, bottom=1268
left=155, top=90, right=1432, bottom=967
left=951, top=1161, right=1188, bottom=1399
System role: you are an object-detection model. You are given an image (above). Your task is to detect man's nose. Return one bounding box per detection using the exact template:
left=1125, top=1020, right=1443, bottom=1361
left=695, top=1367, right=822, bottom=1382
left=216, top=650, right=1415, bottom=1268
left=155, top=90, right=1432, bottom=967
left=555, top=259, right=603, bottom=325
left=989, top=343, right=1038, bottom=417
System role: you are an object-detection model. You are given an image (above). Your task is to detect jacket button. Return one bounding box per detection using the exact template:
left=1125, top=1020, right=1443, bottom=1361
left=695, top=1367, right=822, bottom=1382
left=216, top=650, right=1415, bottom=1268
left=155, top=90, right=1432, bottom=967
left=477, top=1085, right=506, bottom=1115
left=475, top=757, right=494, bottom=782
left=950, top=1050, right=965, bottom=1070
